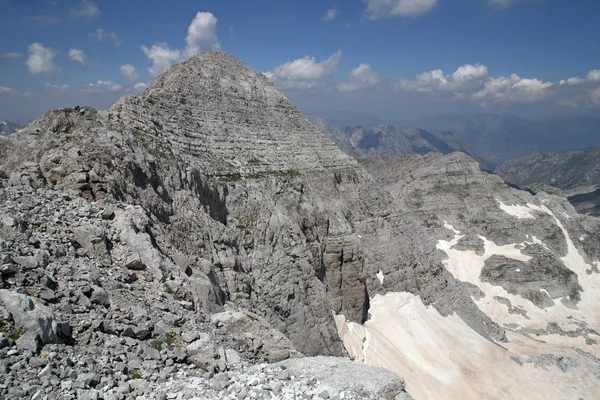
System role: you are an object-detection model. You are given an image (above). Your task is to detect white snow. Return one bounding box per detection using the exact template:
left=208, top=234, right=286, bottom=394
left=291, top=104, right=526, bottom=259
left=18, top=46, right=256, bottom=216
left=496, top=200, right=537, bottom=219
left=335, top=292, right=600, bottom=400
left=436, top=202, right=600, bottom=354
left=376, top=270, right=384, bottom=285
left=443, top=221, right=460, bottom=234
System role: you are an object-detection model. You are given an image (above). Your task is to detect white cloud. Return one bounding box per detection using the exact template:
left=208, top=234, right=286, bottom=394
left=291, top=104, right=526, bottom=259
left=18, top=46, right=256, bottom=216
left=338, top=64, right=380, bottom=92
left=141, top=11, right=220, bottom=77
left=68, top=48, right=87, bottom=66
left=559, top=69, right=600, bottom=85
left=397, top=63, right=488, bottom=93
left=184, top=12, right=220, bottom=58
left=132, top=83, right=148, bottom=92
left=92, top=29, right=123, bottom=47
left=324, top=8, right=339, bottom=21
left=71, top=0, right=100, bottom=20
left=363, top=0, right=437, bottom=19
left=472, top=74, right=554, bottom=103
left=141, top=43, right=181, bottom=77
left=120, top=64, right=138, bottom=81
left=591, top=87, right=600, bottom=106
left=83, top=80, right=123, bottom=93
left=44, top=83, right=69, bottom=89
left=587, top=69, right=600, bottom=82
left=397, top=64, right=556, bottom=104
left=0, top=86, right=13, bottom=93
left=265, top=50, right=343, bottom=89
left=26, top=43, right=61, bottom=75
left=1, top=52, right=22, bottom=58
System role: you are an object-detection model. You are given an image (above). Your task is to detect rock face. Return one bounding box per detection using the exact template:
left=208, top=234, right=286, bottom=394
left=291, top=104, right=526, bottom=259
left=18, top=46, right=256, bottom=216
left=1, top=50, right=599, bottom=400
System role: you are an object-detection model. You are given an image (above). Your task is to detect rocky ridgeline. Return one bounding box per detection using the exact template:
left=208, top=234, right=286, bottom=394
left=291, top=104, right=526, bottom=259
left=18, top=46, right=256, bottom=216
left=1, top=50, right=599, bottom=399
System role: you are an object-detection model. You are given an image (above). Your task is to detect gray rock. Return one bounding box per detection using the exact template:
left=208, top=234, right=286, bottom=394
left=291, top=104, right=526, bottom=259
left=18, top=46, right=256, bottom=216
left=0, top=290, right=68, bottom=352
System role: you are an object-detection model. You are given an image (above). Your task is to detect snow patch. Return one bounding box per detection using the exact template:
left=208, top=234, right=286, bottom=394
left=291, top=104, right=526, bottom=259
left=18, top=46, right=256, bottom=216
left=376, top=270, right=384, bottom=285
left=443, top=221, right=460, bottom=234
left=496, top=200, right=536, bottom=219
left=335, top=292, right=599, bottom=400
left=437, top=205, right=600, bottom=353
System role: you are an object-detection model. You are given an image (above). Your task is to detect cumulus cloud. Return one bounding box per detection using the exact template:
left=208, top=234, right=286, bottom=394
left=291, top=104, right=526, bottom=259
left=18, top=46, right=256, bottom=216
left=120, top=64, right=138, bottom=81
left=397, top=63, right=557, bottom=104
left=132, top=83, right=148, bottom=92
left=324, top=8, right=339, bottom=21
left=141, top=11, right=220, bottom=77
left=141, top=44, right=181, bottom=77
left=71, top=0, right=100, bottom=20
left=184, top=12, right=220, bottom=58
left=1, top=53, right=22, bottom=58
left=363, top=0, right=437, bottom=19
left=26, top=43, right=61, bottom=75
left=398, top=63, right=488, bottom=93
left=83, top=80, right=123, bottom=93
left=338, top=64, right=380, bottom=92
left=92, top=28, right=123, bottom=47
left=44, top=83, right=69, bottom=89
left=472, top=74, right=554, bottom=103
left=560, top=69, right=600, bottom=85
left=68, top=48, right=88, bottom=66
left=264, top=50, right=343, bottom=89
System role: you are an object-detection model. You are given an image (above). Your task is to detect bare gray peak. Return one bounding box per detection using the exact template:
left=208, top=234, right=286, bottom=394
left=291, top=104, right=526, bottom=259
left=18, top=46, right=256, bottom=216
left=110, top=50, right=357, bottom=176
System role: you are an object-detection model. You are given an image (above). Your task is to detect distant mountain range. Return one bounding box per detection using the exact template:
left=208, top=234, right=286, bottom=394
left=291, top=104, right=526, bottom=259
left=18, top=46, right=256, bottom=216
left=495, top=147, right=600, bottom=191
left=495, top=147, right=600, bottom=216
left=0, top=120, right=22, bottom=136
left=417, top=114, right=600, bottom=167
left=307, top=115, right=488, bottom=169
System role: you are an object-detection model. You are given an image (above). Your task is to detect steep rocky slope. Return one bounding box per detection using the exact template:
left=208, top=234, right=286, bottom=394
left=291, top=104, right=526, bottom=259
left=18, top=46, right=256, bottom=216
left=0, top=51, right=599, bottom=400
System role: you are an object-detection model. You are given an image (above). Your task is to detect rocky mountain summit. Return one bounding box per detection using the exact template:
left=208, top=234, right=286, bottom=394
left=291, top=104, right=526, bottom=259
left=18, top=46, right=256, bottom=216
left=1, top=50, right=599, bottom=400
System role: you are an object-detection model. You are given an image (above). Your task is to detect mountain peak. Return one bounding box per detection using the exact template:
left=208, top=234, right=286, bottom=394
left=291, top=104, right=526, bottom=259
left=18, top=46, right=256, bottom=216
left=110, top=51, right=356, bottom=176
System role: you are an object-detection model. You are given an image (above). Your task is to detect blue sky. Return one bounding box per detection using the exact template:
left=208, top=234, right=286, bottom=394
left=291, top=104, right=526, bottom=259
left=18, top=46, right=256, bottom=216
left=1, top=0, right=600, bottom=123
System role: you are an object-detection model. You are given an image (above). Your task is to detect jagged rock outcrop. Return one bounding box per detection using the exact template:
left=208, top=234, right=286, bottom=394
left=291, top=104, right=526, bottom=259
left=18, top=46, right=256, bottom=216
left=1, top=50, right=599, bottom=400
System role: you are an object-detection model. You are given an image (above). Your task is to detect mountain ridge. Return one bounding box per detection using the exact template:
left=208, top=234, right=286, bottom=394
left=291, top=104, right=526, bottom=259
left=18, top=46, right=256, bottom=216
left=1, top=50, right=599, bottom=399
